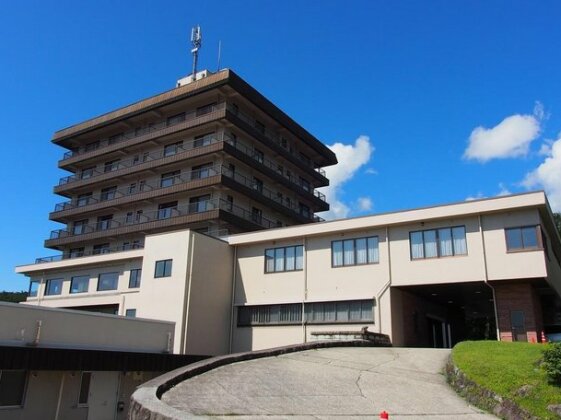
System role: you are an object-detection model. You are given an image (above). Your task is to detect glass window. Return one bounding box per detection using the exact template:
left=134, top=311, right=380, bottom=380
left=96, top=215, right=113, bottom=231
left=97, top=272, right=118, bottom=291
left=166, top=113, right=185, bottom=126
left=192, top=163, right=213, bottom=180
left=505, top=226, right=540, bottom=251
left=92, top=243, right=110, bottom=255
left=28, top=280, right=39, bottom=297
left=164, top=141, right=182, bottom=157
left=158, top=202, right=178, bottom=219
left=78, top=372, right=91, bottom=405
left=238, top=304, right=302, bottom=326
left=73, top=220, right=88, bottom=235
left=100, top=186, right=117, bottom=201
left=155, top=260, right=172, bottom=278
left=70, top=276, right=89, bottom=294
left=304, top=300, right=374, bottom=324
left=332, top=236, right=379, bottom=267
left=125, top=309, right=137, bottom=318
left=410, top=226, right=467, bottom=259
left=193, top=132, right=214, bottom=148
left=129, top=269, right=141, bottom=288
left=0, top=370, right=27, bottom=407
left=76, top=193, right=92, bottom=207
left=522, top=226, right=538, bottom=248
left=264, top=246, right=304, bottom=273
left=161, top=171, right=180, bottom=188
left=45, top=278, right=63, bottom=296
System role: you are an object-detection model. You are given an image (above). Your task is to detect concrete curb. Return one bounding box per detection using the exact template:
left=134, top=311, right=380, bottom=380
left=445, top=355, right=539, bottom=420
left=129, top=338, right=391, bottom=420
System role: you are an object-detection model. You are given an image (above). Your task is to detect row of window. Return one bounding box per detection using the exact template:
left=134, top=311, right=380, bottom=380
left=0, top=370, right=91, bottom=408
left=237, top=300, right=374, bottom=326
left=410, top=226, right=467, bottom=260
left=265, top=246, right=304, bottom=272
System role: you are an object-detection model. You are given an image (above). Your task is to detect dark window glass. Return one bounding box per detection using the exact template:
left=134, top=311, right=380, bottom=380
left=0, top=370, right=27, bottom=407
left=505, top=226, right=540, bottom=251
left=193, top=132, right=214, bottom=148
left=155, top=260, right=173, bottom=278
left=191, top=163, right=213, bottom=180
left=73, top=220, right=88, bottom=235
left=70, top=276, right=89, bottom=294
left=166, top=113, right=185, bottom=126
left=238, top=303, right=302, bottom=326
left=332, top=237, right=379, bottom=267
left=96, top=215, right=113, bottom=231
left=45, top=278, right=63, bottom=296
left=305, top=300, right=373, bottom=324
left=28, top=281, right=39, bottom=297
left=129, top=269, right=142, bottom=288
left=78, top=372, right=91, bottom=405
left=100, top=186, right=117, bottom=201
left=92, top=243, right=110, bottom=255
left=76, top=193, right=92, bottom=207
left=125, top=309, right=137, bottom=318
left=97, top=272, right=118, bottom=291
left=160, top=171, right=180, bottom=188
left=158, top=202, right=178, bottom=219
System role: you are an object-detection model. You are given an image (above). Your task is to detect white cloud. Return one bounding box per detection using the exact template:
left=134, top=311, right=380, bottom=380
left=356, top=197, right=373, bottom=212
left=364, top=168, right=378, bottom=175
left=523, top=135, right=561, bottom=212
left=320, top=135, right=374, bottom=220
left=465, top=192, right=486, bottom=201
left=463, top=104, right=543, bottom=162
left=497, top=182, right=511, bottom=197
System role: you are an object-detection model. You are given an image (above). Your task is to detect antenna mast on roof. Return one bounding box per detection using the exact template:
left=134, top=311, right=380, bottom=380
left=191, top=25, right=202, bottom=78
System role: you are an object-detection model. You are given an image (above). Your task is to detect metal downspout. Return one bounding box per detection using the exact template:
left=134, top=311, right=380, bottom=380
left=228, top=245, right=238, bottom=354
left=479, top=214, right=500, bottom=340
left=376, top=226, right=392, bottom=334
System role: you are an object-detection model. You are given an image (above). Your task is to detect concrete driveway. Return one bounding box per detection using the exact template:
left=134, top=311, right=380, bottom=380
left=162, top=347, right=495, bottom=419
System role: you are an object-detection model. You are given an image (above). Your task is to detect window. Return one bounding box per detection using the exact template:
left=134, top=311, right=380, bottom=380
left=73, top=219, right=88, bottom=235
left=80, top=167, right=95, bottom=180
left=299, top=203, right=310, bottom=218
left=253, top=148, right=264, bottom=164
left=100, top=186, right=117, bottom=201
left=158, top=201, right=178, bottom=219
left=70, top=276, right=89, bottom=294
left=125, top=309, right=137, bottom=318
left=305, top=300, right=373, bottom=324
left=28, top=280, right=39, bottom=297
left=160, top=171, right=180, bottom=188
left=78, top=372, right=91, bottom=405
left=76, top=193, right=92, bottom=207
left=97, top=272, right=118, bottom=291
left=196, top=103, right=216, bottom=117
left=238, top=303, right=302, bottom=326
left=255, top=120, right=265, bottom=134
left=332, top=236, right=379, bottom=267
left=0, top=370, right=27, bottom=407
left=155, top=260, right=173, bottom=278
left=85, top=141, right=99, bottom=152
left=193, top=132, right=214, bottom=148
left=163, top=141, right=183, bottom=157
left=69, top=247, right=84, bottom=258
left=166, top=113, right=185, bottom=126
left=410, top=226, right=467, bottom=260
left=505, top=226, right=541, bottom=251
left=191, top=162, right=213, bottom=180
left=189, top=195, right=210, bottom=213
left=103, top=159, right=120, bottom=173
left=92, top=243, right=110, bottom=255
left=252, top=177, right=263, bottom=193
left=127, top=183, right=137, bottom=194
left=265, top=245, right=304, bottom=273
left=108, top=133, right=122, bottom=144
left=129, top=269, right=142, bottom=288
left=299, top=177, right=311, bottom=192
left=251, top=207, right=262, bottom=224
left=45, top=278, right=63, bottom=296
left=96, top=215, right=113, bottom=231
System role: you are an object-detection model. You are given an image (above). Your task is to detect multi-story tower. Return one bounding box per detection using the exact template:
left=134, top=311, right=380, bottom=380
left=44, top=69, right=337, bottom=260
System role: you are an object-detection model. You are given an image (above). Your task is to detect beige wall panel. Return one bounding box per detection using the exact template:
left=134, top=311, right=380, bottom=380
left=232, top=325, right=303, bottom=352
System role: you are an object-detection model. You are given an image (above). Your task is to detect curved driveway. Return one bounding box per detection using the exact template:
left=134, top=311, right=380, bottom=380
left=162, top=347, right=495, bottom=419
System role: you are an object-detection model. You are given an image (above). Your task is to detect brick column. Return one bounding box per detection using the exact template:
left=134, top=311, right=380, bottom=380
left=493, top=282, right=543, bottom=343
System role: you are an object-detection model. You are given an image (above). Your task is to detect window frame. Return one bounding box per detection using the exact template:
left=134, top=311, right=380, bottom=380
left=97, top=272, right=119, bottom=292
left=237, top=303, right=303, bottom=327
left=409, top=226, right=468, bottom=260
left=505, top=225, right=543, bottom=252
left=331, top=236, right=380, bottom=268
left=78, top=371, right=92, bottom=406
left=28, top=280, right=39, bottom=298
left=129, top=269, right=142, bottom=288
left=154, top=260, right=173, bottom=278
left=45, top=278, right=63, bottom=296
left=264, top=245, right=304, bottom=273
left=0, top=370, right=28, bottom=407
left=70, top=275, right=89, bottom=294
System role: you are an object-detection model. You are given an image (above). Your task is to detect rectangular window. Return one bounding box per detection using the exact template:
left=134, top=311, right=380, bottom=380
left=505, top=226, right=540, bottom=251
left=160, top=171, right=180, bottom=188
left=69, top=247, right=84, bottom=258
left=196, top=103, right=216, bottom=117
left=78, top=372, right=91, bottom=405
left=70, top=276, right=89, bottom=294
left=164, top=141, right=183, bottom=157
left=96, top=215, right=113, bottom=231
left=191, top=163, right=213, bottom=180
left=158, top=201, right=178, bottom=219
left=0, top=370, right=27, bottom=407
left=251, top=207, right=262, bottom=224
left=332, top=236, right=379, bottom=267
left=155, top=260, right=172, bottom=278
left=166, top=112, right=185, bottom=126
left=103, top=160, right=120, bottom=173
left=97, top=272, right=118, bottom=291
left=193, top=132, right=214, bottom=148
left=188, top=195, right=211, bottom=213
left=253, top=148, right=264, bottom=163
left=85, top=141, right=99, bottom=152
left=410, top=226, right=467, bottom=260
left=305, top=300, right=373, bottom=324
left=80, top=167, right=95, bottom=180
left=125, top=309, right=137, bottom=318
left=45, top=278, right=63, bottom=296
left=238, top=303, right=302, bottom=326
left=73, top=220, right=88, bottom=235
left=76, top=193, right=92, bottom=207
left=264, top=245, right=304, bottom=273
left=129, top=269, right=142, bottom=288
left=252, top=177, right=263, bottom=193
left=92, top=243, right=110, bottom=255
left=299, top=177, right=311, bottom=192
left=100, top=186, right=117, bottom=201
left=28, top=280, right=39, bottom=297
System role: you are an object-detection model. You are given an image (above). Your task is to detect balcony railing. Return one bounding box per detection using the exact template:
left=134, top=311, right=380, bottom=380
left=61, top=103, right=226, bottom=161
left=48, top=198, right=282, bottom=241
left=35, top=244, right=144, bottom=263
left=53, top=138, right=326, bottom=213
left=226, top=104, right=327, bottom=177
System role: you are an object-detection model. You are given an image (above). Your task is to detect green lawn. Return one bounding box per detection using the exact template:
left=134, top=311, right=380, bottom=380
left=452, top=341, right=561, bottom=419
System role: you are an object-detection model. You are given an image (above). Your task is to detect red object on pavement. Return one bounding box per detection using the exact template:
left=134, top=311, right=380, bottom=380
left=380, top=411, right=389, bottom=419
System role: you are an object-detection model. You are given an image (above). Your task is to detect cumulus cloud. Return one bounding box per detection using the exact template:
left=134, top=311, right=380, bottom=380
left=364, top=168, right=378, bottom=175
left=497, top=183, right=512, bottom=197
left=356, top=197, right=373, bottom=212
left=463, top=103, right=544, bottom=162
left=522, top=135, right=561, bottom=212
left=320, top=135, right=374, bottom=219
left=465, top=192, right=486, bottom=201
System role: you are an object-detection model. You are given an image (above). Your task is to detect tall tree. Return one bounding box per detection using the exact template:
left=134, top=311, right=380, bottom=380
left=555, top=213, right=561, bottom=237
left=0, top=291, right=28, bottom=303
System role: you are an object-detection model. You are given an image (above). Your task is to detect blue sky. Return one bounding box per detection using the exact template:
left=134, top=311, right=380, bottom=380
left=1, top=1, right=561, bottom=291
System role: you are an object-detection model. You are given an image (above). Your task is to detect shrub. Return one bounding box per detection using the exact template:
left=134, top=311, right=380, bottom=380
left=543, top=342, right=561, bottom=385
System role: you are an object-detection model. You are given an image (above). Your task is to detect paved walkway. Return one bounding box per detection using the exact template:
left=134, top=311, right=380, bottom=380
left=162, top=347, right=495, bottom=419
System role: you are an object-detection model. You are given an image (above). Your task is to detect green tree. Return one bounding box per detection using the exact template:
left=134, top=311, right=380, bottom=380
left=554, top=213, right=561, bottom=237
left=0, top=291, right=28, bottom=303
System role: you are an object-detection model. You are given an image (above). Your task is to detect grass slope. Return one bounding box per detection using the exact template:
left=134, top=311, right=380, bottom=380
left=452, top=341, right=560, bottom=419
